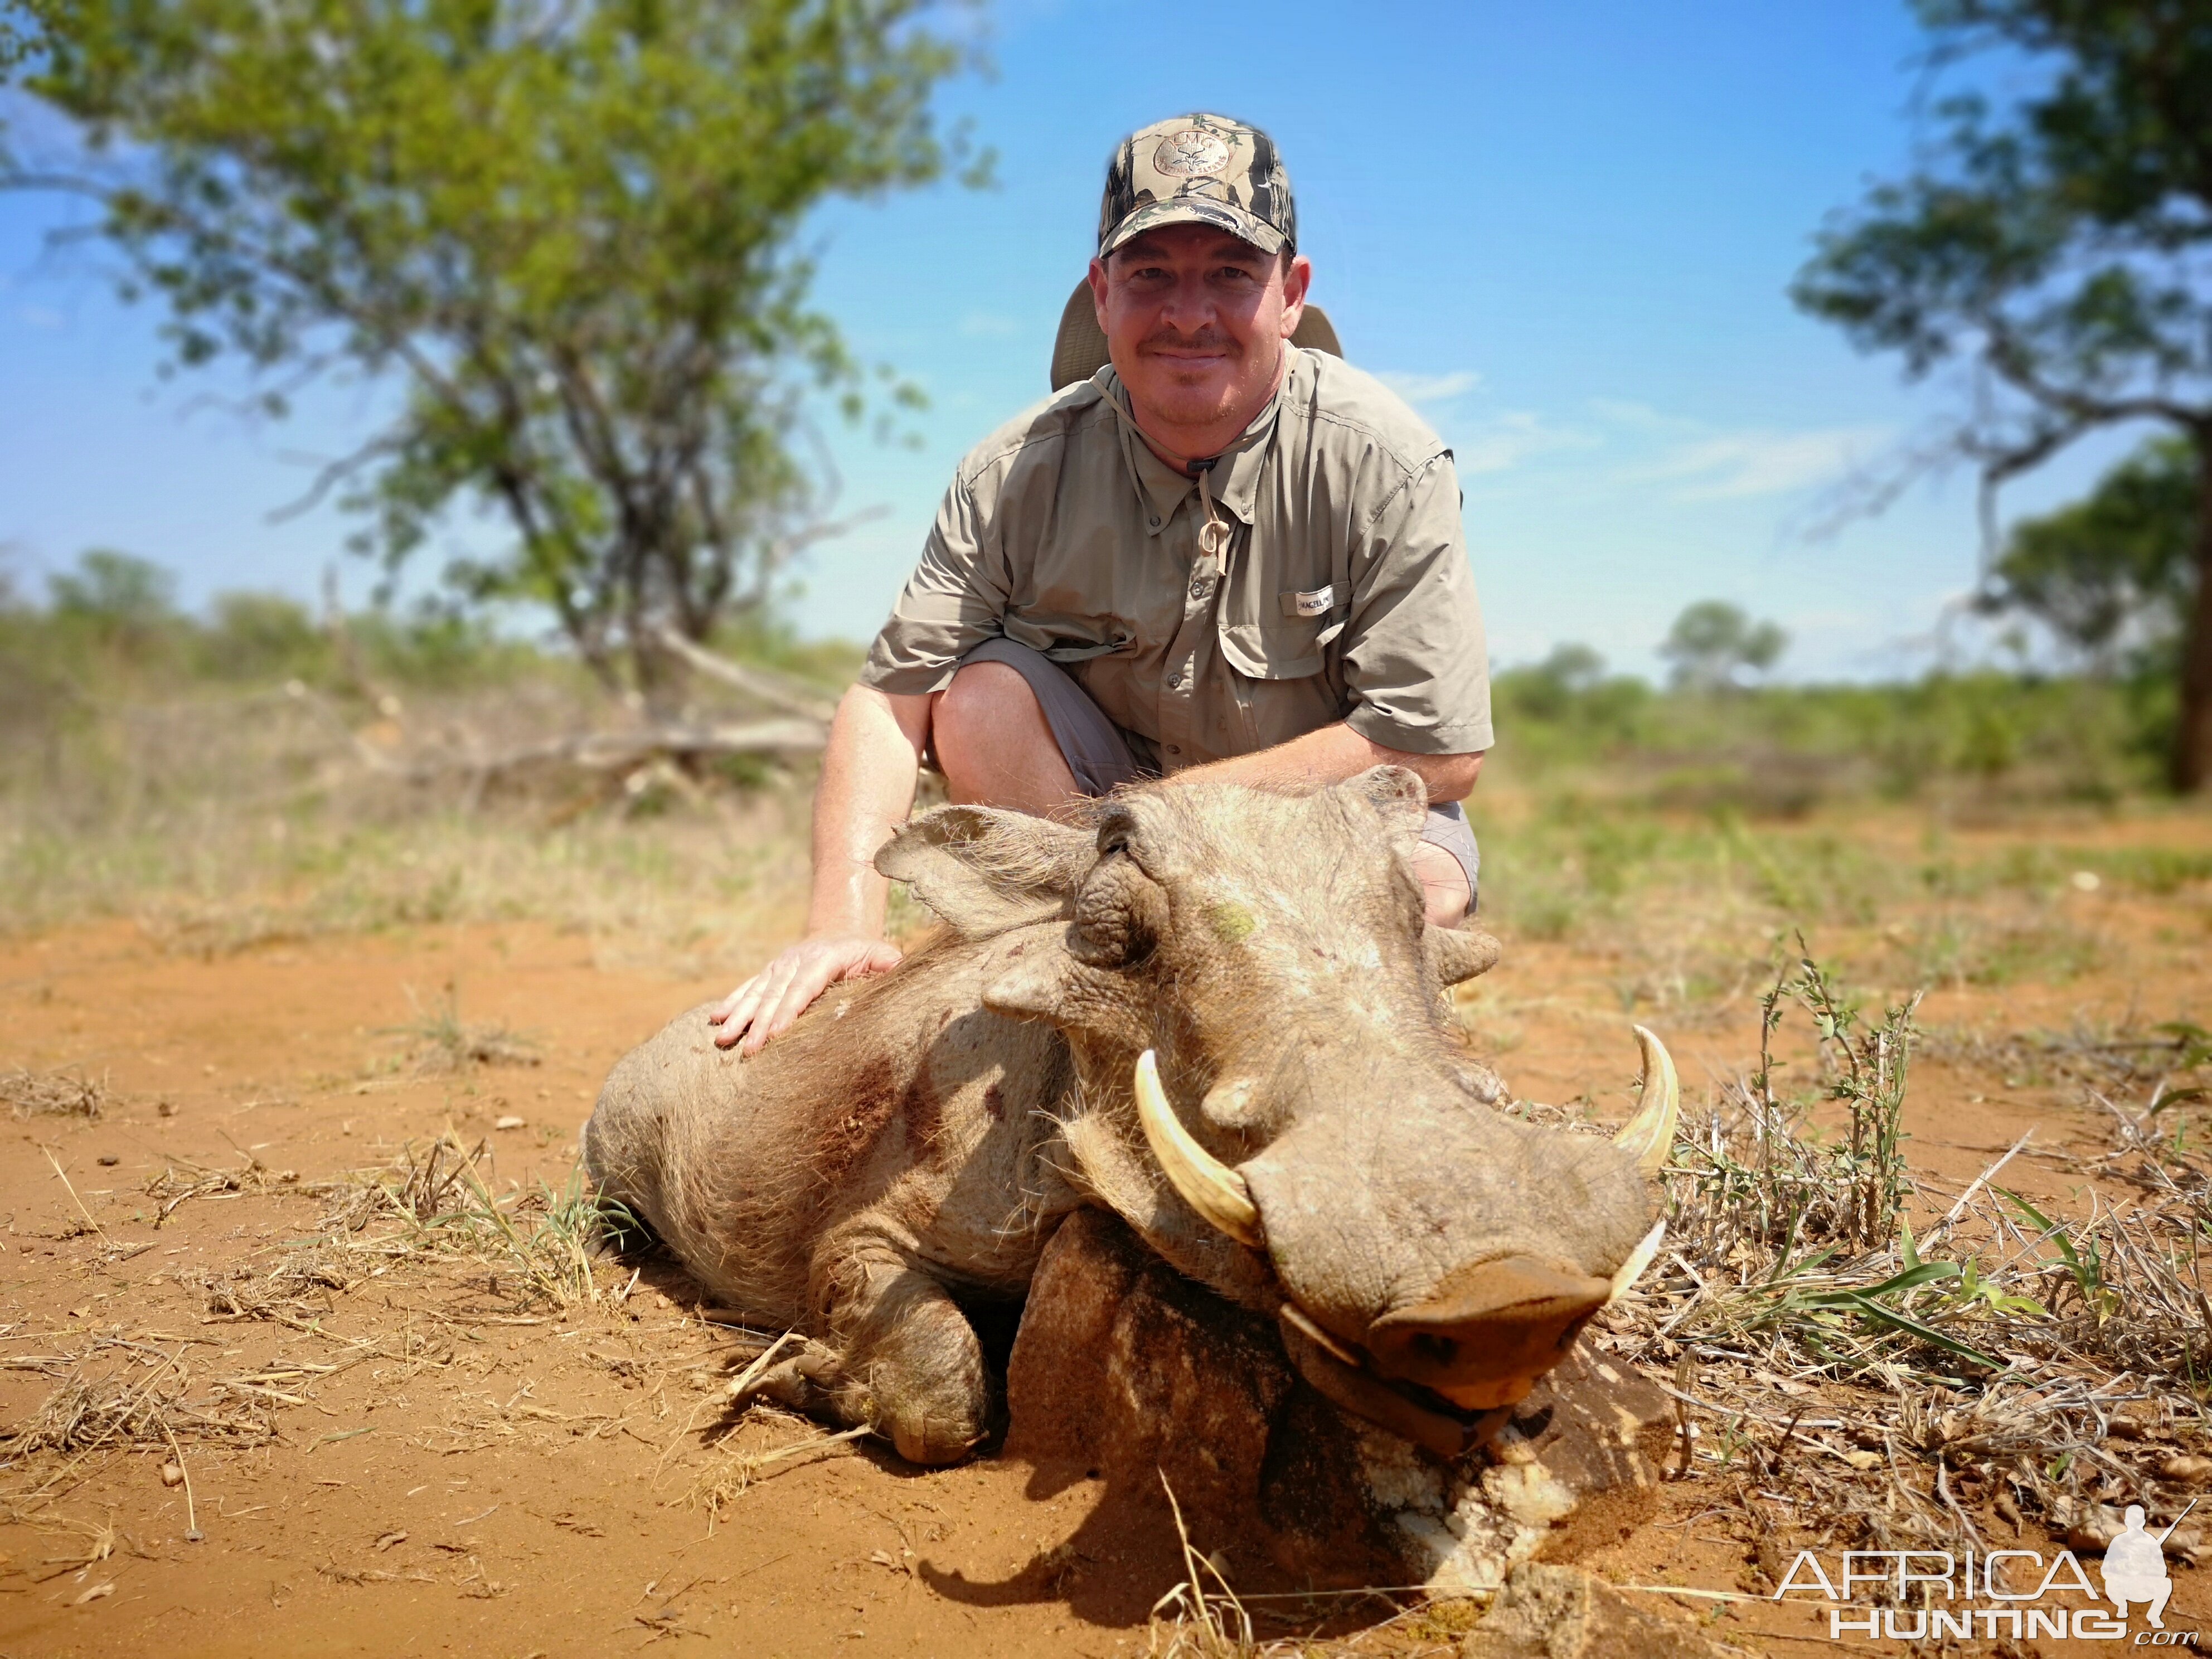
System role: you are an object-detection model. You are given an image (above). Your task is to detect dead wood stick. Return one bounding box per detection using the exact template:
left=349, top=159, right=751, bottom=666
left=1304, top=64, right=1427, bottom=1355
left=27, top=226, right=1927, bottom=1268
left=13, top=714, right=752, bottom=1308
left=1926, top=1127, right=2035, bottom=1240
left=40, top=1146, right=106, bottom=1240
left=400, top=719, right=830, bottom=785
left=162, top=1420, right=203, bottom=1542
left=723, top=1332, right=802, bottom=1404
left=651, top=627, right=839, bottom=724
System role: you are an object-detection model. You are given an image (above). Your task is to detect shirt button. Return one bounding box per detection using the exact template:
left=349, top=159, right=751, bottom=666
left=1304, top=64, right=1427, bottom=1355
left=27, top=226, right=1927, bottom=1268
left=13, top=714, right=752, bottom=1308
left=1165, top=744, right=1181, bottom=755
left=1148, top=515, right=1161, bottom=528
left=1166, top=673, right=1183, bottom=690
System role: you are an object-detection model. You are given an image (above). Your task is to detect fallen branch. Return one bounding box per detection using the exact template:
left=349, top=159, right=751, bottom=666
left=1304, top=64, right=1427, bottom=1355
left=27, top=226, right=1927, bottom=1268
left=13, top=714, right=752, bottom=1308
left=408, top=718, right=828, bottom=785
left=651, top=627, right=839, bottom=724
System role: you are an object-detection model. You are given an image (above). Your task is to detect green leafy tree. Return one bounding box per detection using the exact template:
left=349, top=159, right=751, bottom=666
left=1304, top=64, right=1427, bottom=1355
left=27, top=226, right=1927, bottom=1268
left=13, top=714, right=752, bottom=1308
left=1982, top=436, right=2196, bottom=670
left=0, top=7, right=33, bottom=83
left=1534, top=642, right=1608, bottom=692
left=10, top=0, right=979, bottom=707
left=1791, top=0, right=2212, bottom=790
left=1501, top=643, right=1609, bottom=722
left=1660, top=600, right=1788, bottom=692
left=0, top=2, right=39, bottom=159
left=48, top=547, right=177, bottom=638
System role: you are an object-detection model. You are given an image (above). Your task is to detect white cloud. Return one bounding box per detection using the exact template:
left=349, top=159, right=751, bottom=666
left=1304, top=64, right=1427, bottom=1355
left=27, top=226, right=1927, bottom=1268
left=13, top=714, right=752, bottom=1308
left=1585, top=400, right=1890, bottom=500
left=1452, top=410, right=1595, bottom=476
left=1375, top=368, right=1484, bottom=406
left=957, top=311, right=1022, bottom=339
left=1585, top=397, right=1675, bottom=431
left=1639, top=425, right=1890, bottom=499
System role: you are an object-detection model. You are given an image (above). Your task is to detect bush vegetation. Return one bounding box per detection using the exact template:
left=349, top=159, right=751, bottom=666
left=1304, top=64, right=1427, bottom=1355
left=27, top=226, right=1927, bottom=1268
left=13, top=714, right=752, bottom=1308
left=1488, top=641, right=2174, bottom=810
left=0, top=550, right=2200, bottom=989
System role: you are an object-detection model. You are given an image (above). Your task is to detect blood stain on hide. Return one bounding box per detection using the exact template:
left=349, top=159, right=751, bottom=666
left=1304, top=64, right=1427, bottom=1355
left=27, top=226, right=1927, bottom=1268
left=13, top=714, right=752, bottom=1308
left=812, top=1055, right=905, bottom=1187
left=982, top=1081, right=1006, bottom=1122
left=903, top=1064, right=945, bottom=1160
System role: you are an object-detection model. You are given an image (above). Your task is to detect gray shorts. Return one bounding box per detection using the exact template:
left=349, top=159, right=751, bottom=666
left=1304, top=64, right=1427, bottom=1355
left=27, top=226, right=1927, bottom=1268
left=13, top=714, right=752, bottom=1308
left=957, top=638, right=1478, bottom=914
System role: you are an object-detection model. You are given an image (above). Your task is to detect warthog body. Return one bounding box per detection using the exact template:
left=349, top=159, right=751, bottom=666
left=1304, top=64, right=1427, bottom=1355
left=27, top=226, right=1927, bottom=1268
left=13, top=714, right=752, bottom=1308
left=584, top=768, right=1673, bottom=1464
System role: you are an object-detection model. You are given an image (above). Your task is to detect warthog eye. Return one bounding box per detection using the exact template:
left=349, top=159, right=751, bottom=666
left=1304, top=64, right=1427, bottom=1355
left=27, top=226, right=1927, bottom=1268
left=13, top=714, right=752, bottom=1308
left=1070, top=850, right=1167, bottom=969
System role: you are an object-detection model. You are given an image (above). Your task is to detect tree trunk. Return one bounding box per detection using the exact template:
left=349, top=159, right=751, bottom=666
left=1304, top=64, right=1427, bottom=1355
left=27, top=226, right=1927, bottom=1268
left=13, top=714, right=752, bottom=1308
left=2174, top=429, right=2212, bottom=794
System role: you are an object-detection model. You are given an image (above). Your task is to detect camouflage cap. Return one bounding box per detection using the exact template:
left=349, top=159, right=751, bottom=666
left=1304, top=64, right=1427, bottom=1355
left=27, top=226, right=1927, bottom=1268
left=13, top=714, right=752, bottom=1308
left=1098, top=114, right=1296, bottom=260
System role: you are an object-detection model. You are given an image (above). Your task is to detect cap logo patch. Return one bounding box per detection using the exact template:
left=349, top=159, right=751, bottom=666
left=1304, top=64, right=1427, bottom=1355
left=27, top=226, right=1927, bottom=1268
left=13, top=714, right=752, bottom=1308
left=1153, top=128, right=1231, bottom=178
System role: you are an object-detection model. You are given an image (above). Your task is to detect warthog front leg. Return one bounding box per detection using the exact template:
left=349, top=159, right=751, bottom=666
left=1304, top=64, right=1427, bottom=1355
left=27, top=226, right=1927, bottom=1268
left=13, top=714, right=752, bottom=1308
left=813, top=1244, right=991, bottom=1465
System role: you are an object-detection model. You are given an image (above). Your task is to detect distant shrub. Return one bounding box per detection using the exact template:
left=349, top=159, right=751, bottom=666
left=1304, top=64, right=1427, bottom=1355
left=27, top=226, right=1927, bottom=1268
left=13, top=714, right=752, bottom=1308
left=1487, top=647, right=2169, bottom=807
left=200, top=593, right=325, bottom=682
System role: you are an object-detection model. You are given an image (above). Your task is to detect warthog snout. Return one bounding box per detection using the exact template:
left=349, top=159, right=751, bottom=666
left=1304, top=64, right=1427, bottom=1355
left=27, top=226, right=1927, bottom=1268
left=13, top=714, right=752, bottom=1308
left=1361, top=1255, right=1616, bottom=1405
left=1138, top=1022, right=1680, bottom=1457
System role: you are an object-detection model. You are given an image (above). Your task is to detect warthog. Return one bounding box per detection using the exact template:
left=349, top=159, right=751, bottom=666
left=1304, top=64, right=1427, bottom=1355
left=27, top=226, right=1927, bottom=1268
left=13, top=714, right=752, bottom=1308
left=583, top=767, right=1676, bottom=1465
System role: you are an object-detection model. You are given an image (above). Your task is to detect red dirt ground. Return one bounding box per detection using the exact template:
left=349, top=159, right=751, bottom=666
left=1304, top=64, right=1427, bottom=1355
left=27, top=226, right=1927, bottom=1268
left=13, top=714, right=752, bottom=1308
left=0, top=821, right=2206, bottom=1657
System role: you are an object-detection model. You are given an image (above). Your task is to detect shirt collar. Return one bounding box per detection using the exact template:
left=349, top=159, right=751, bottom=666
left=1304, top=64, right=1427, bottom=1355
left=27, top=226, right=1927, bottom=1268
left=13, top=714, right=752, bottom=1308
left=1098, top=352, right=1302, bottom=538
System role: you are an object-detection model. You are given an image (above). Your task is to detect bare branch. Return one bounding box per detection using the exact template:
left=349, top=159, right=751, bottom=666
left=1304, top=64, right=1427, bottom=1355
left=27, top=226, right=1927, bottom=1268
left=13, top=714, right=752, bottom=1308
left=268, top=435, right=403, bottom=525
left=421, top=717, right=827, bottom=784
left=648, top=627, right=837, bottom=724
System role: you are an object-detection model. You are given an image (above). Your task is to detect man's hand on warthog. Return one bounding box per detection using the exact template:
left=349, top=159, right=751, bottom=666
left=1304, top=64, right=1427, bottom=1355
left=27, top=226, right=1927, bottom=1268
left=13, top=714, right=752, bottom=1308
left=709, top=934, right=904, bottom=1054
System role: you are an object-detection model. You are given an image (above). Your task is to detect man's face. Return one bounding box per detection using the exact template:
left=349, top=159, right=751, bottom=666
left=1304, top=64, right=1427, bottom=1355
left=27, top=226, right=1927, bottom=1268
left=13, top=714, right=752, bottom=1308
left=1088, top=224, right=1311, bottom=444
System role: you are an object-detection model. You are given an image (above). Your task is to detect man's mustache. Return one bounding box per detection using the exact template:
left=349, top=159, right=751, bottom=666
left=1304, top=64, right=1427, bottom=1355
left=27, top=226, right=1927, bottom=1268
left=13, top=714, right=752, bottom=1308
left=1138, top=324, right=1240, bottom=357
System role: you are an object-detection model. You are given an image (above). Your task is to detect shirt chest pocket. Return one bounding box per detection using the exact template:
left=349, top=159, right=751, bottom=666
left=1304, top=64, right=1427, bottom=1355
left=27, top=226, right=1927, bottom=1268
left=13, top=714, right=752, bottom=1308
left=1218, top=584, right=1347, bottom=680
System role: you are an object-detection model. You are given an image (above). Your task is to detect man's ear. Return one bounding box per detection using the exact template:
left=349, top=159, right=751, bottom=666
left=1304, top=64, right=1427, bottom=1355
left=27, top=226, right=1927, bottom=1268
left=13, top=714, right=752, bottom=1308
left=1278, top=251, right=1312, bottom=340
left=1338, top=765, right=1428, bottom=855
left=1087, top=256, right=1110, bottom=333
left=875, top=805, right=1094, bottom=937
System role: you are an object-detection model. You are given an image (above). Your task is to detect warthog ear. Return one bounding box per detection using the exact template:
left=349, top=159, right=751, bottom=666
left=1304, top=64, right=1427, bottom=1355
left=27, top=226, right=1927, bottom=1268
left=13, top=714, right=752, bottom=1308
left=1338, top=765, right=1427, bottom=853
left=1425, top=925, right=1502, bottom=986
left=875, top=805, right=1093, bottom=936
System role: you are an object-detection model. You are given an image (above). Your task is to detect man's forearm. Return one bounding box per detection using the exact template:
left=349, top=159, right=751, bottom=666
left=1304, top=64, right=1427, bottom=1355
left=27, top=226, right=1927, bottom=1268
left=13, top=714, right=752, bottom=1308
left=1175, top=720, right=1484, bottom=801
left=805, top=684, right=930, bottom=938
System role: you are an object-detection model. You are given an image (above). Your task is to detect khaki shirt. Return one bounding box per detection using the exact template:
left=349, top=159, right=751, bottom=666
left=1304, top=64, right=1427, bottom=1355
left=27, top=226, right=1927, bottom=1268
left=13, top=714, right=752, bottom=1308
left=860, top=348, right=1492, bottom=770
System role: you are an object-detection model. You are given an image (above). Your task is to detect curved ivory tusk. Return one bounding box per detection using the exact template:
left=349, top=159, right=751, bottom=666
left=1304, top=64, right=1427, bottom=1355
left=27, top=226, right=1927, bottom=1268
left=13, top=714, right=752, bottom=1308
left=1133, top=1049, right=1263, bottom=1248
left=1278, top=1301, right=1363, bottom=1369
left=1613, top=1025, right=1681, bottom=1177
left=1604, top=1218, right=1667, bottom=1306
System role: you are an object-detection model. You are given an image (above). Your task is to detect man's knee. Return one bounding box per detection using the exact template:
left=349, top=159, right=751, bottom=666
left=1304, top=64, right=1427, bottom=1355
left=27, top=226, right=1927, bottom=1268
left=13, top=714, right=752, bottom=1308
left=934, top=659, right=1042, bottom=748
left=931, top=658, right=1078, bottom=811
left=1409, top=840, right=1473, bottom=929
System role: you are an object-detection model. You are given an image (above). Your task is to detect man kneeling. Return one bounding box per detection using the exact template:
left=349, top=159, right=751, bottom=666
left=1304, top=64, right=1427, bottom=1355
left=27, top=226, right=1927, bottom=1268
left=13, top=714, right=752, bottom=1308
left=713, top=113, right=1493, bottom=1055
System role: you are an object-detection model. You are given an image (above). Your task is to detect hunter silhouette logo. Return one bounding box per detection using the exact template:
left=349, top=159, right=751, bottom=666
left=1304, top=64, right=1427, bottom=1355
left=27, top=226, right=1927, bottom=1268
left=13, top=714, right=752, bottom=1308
left=2103, top=1501, right=2193, bottom=1630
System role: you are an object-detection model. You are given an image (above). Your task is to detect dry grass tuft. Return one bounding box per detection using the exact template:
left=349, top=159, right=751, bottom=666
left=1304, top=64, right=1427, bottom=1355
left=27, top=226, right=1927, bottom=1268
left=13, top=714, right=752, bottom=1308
left=390, top=982, right=541, bottom=1075
left=683, top=1409, right=869, bottom=1522
left=145, top=1149, right=300, bottom=1226
left=1602, top=947, right=2212, bottom=1601
left=1144, top=1474, right=1260, bottom=1659
left=311, top=1133, right=615, bottom=1309
left=669, top=1335, right=871, bottom=1521
left=197, top=1242, right=363, bottom=1328
left=1923, top=1015, right=2212, bottom=1113
left=0, top=1341, right=278, bottom=1466
left=2, top=1068, right=106, bottom=1119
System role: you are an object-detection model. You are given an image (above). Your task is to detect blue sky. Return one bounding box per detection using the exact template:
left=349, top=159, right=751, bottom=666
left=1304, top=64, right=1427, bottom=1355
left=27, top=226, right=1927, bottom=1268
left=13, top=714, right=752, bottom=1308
left=0, top=0, right=2145, bottom=680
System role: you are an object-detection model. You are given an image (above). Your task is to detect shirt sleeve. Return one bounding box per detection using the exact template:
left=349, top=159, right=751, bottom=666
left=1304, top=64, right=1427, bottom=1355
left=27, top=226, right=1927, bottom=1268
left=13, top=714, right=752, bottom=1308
left=857, top=469, right=1013, bottom=695
left=1338, top=452, right=1494, bottom=755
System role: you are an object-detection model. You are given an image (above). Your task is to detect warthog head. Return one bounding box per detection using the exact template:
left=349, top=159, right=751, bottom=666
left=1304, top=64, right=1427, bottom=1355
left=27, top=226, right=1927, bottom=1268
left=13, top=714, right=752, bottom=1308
left=878, top=767, right=1675, bottom=1457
